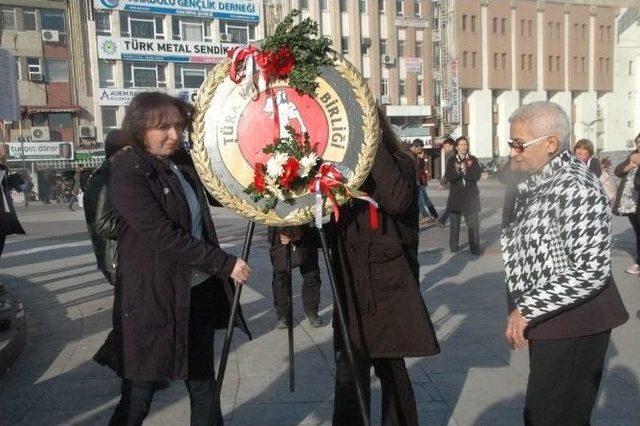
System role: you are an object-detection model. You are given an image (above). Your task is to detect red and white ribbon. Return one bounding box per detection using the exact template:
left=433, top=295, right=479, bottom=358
left=308, top=163, right=379, bottom=230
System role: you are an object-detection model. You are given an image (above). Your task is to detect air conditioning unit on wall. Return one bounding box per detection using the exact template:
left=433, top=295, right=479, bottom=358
left=220, top=33, right=232, bottom=43
left=29, top=73, right=45, bottom=82
left=42, top=30, right=60, bottom=42
left=381, top=54, right=396, bottom=66
left=379, top=95, right=390, bottom=105
left=31, top=126, right=50, bottom=141
left=79, top=125, right=96, bottom=138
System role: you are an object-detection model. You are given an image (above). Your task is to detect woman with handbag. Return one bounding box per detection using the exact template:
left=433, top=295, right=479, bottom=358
left=613, top=133, right=640, bottom=274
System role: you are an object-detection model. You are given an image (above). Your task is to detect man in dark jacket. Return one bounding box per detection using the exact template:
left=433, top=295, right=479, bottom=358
left=268, top=225, right=322, bottom=328
left=0, top=154, right=25, bottom=260
left=84, top=130, right=127, bottom=371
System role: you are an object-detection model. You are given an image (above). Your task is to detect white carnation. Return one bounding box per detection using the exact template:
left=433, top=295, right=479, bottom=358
left=298, top=153, right=319, bottom=178
left=266, top=153, right=288, bottom=179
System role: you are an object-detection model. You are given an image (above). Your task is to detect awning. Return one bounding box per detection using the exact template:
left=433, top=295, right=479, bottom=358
left=20, top=105, right=82, bottom=115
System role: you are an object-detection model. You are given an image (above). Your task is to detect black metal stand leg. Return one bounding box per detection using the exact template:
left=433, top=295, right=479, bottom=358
left=210, top=221, right=255, bottom=426
left=285, top=243, right=295, bottom=392
left=318, top=228, right=370, bottom=426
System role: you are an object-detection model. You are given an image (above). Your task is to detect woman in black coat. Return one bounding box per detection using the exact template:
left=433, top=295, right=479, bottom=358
left=445, top=136, right=482, bottom=255
left=330, top=111, right=440, bottom=425
left=107, top=92, right=252, bottom=425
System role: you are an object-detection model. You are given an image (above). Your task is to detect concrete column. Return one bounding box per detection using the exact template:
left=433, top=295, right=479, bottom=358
left=497, top=90, right=520, bottom=157
left=549, top=91, right=572, bottom=139
left=573, top=91, right=598, bottom=145
left=467, top=89, right=493, bottom=158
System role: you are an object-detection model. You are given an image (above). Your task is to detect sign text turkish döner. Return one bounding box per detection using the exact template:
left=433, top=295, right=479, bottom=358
left=94, top=0, right=259, bottom=22
left=97, top=36, right=240, bottom=63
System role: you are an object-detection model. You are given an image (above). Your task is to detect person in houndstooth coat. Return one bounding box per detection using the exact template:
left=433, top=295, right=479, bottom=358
left=501, top=101, right=628, bottom=426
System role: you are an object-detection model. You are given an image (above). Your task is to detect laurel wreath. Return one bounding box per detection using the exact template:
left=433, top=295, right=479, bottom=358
left=190, top=52, right=378, bottom=226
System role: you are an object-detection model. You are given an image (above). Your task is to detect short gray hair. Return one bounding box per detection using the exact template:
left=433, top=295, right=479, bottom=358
left=509, top=101, right=571, bottom=152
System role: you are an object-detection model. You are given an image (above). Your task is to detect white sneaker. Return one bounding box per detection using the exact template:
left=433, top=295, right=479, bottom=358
left=625, top=264, right=640, bottom=274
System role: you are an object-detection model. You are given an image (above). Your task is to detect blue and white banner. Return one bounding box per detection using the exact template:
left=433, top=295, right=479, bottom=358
left=96, top=87, right=200, bottom=106
left=97, top=36, right=239, bottom=63
left=94, top=0, right=259, bottom=22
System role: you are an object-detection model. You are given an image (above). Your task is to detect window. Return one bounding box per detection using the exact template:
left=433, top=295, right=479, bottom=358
left=397, top=40, right=404, bottom=57
left=472, top=51, right=477, bottom=68
left=41, top=9, right=65, bottom=33
left=599, top=25, right=604, bottom=41
left=493, top=17, right=497, bottom=34
left=98, top=60, right=115, bottom=88
left=121, top=13, right=163, bottom=38
left=599, top=57, right=603, bottom=73
left=399, top=79, right=406, bottom=97
left=95, top=11, right=111, bottom=35
left=556, top=23, right=560, bottom=39
left=573, top=56, right=578, bottom=72
left=341, top=37, right=349, bottom=55
left=396, top=1, right=404, bottom=16
left=220, top=22, right=253, bottom=43
left=528, top=54, right=533, bottom=71
left=581, top=24, right=586, bottom=40
left=101, top=107, right=119, bottom=136
left=556, top=55, right=561, bottom=72
left=23, top=9, right=37, bottom=31
left=501, top=18, right=506, bottom=35
left=414, top=0, right=421, bottom=17
left=124, top=63, right=166, bottom=88
left=528, top=20, right=533, bottom=37
left=471, top=15, right=476, bottom=32
left=573, top=24, right=578, bottom=40
left=175, top=65, right=206, bottom=88
left=581, top=57, right=585, bottom=73
left=362, top=38, right=371, bottom=55
left=380, top=39, right=387, bottom=55
left=417, top=79, right=423, bottom=97
left=463, top=51, right=468, bottom=67
left=379, top=0, right=385, bottom=13
left=45, top=59, right=69, bottom=82
left=1, top=7, right=15, bottom=30
left=521, top=54, right=525, bottom=71
left=493, top=53, right=498, bottom=69
left=27, top=57, right=41, bottom=79
left=340, top=0, right=347, bottom=13
left=320, top=0, right=327, bottom=11
left=359, top=0, right=367, bottom=14
left=174, top=19, right=209, bottom=42
left=462, top=15, right=467, bottom=31
left=381, top=78, right=388, bottom=95
left=300, top=0, right=308, bottom=10
left=606, top=26, right=611, bottom=42
left=520, top=20, right=525, bottom=36
left=31, top=113, right=46, bottom=126
left=49, top=113, right=73, bottom=129
left=606, top=57, right=610, bottom=73
left=415, top=41, right=422, bottom=57
left=548, top=55, right=553, bottom=72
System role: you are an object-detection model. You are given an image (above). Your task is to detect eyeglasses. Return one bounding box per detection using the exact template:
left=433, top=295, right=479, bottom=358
left=507, top=134, right=551, bottom=153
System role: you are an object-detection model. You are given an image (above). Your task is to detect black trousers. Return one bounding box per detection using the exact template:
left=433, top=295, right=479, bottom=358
left=272, top=262, right=321, bottom=319
left=109, top=379, right=221, bottom=426
left=449, top=211, right=480, bottom=254
left=0, top=234, right=5, bottom=260
left=627, top=213, right=640, bottom=264
left=333, top=352, right=418, bottom=426
left=525, top=331, right=611, bottom=426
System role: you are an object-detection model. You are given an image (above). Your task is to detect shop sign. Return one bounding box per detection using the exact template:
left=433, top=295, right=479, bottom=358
left=4, top=142, right=74, bottom=161
left=405, top=57, right=422, bottom=73
left=96, top=88, right=200, bottom=106
left=94, top=0, right=259, bottom=22
left=395, top=16, right=430, bottom=28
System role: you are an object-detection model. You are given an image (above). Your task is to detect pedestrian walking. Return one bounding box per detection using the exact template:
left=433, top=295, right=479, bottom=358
left=444, top=136, right=482, bottom=255
left=68, top=164, right=83, bottom=210
left=437, top=137, right=455, bottom=226
left=329, top=109, right=440, bottom=426
left=0, top=153, right=25, bottom=260
left=269, top=225, right=322, bottom=329
left=408, top=139, right=438, bottom=226
left=613, top=132, right=640, bottom=274
left=106, top=92, right=252, bottom=425
left=573, top=138, right=602, bottom=177
left=502, top=101, right=628, bottom=425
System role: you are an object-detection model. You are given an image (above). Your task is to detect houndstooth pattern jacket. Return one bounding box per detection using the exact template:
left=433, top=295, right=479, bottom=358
left=501, top=151, right=611, bottom=322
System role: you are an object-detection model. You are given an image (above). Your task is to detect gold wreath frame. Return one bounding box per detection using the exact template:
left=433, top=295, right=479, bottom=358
left=190, top=53, right=379, bottom=226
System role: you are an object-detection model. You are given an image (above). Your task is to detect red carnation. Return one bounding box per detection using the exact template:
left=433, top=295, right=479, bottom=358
left=271, top=47, right=296, bottom=79
left=253, top=163, right=266, bottom=193
left=280, top=156, right=300, bottom=189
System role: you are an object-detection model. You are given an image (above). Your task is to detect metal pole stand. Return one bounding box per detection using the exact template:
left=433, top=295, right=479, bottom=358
left=285, top=242, right=295, bottom=392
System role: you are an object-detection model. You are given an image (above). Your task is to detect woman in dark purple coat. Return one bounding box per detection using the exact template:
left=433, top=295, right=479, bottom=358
left=107, top=92, right=252, bottom=425
left=330, top=111, right=440, bottom=425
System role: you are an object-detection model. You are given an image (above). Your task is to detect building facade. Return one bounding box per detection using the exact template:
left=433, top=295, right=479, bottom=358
left=434, top=0, right=637, bottom=160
